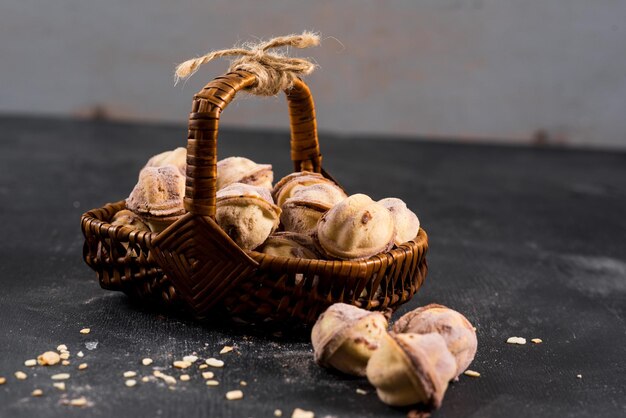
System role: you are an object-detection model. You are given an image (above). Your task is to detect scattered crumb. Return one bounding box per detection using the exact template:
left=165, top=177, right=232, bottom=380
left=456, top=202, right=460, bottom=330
left=14, top=371, right=27, bottom=380
left=153, top=371, right=176, bottom=386
left=77, top=351, right=84, bottom=358
left=0, top=377, right=6, bottom=385
left=59, top=352, right=70, bottom=360
left=123, top=371, right=137, bottom=378
left=220, top=346, right=234, bottom=354
left=240, top=380, right=247, bottom=386
left=173, top=360, right=192, bottom=369
left=53, top=382, right=66, bottom=391
left=51, top=373, right=70, bottom=381
left=183, top=355, right=198, bottom=363
left=24, top=359, right=37, bottom=367
left=199, top=364, right=208, bottom=370
left=577, top=374, right=582, bottom=379
left=202, top=371, right=215, bottom=380
left=125, top=379, right=137, bottom=387
left=205, top=380, right=219, bottom=386
left=464, top=370, right=481, bottom=378
left=531, top=338, right=543, bottom=344
left=62, top=360, right=70, bottom=366
left=274, top=409, right=283, bottom=417
left=85, top=342, right=98, bottom=350
left=38, top=351, right=61, bottom=366
left=506, top=337, right=527, bottom=345
left=57, top=344, right=68, bottom=352
left=141, top=377, right=150, bottom=383
left=67, top=397, right=88, bottom=407
left=205, top=358, right=224, bottom=368
left=356, top=388, right=367, bottom=395
left=291, top=408, right=314, bottom=418
left=141, top=358, right=153, bottom=366
left=225, top=390, right=243, bottom=400
left=180, top=374, right=190, bottom=382
left=31, top=389, right=43, bottom=397
left=78, top=363, right=88, bottom=370
left=80, top=328, right=91, bottom=335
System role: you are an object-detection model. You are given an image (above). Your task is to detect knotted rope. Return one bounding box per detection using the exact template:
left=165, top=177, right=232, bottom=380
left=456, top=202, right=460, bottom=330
left=175, top=32, right=320, bottom=96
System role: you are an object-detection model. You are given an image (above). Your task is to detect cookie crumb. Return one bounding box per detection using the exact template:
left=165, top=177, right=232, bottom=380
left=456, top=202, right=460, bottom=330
left=125, top=379, right=137, bottom=387
left=53, top=382, right=66, bottom=391
left=31, top=389, right=43, bottom=397
left=56, top=344, right=68, bottom=352
left=24, top=359, right=37, bottom=367
left=141, top=377, right=150, bottom=383
left=220, top=346, right=234, bottom=354
left=205, top=358, right=224, bottom=368
left=78, top=363, right=88, bottom=370
left=182, top=355, right=198, bottom=363
left=240, top=380, right=247, bottom=386
left=51, top=373, right=71, bottom=381
left=62, top=360, right=70, bottom=366
left=531, top=338, right=543, bottom=344
left=506, top=337, right=527, bottom=345
left=77, top=351, right=84, bottom=358
left=141, top=358, right=153, bottom=366
left=67, top=397, right=88, bottom=407
left=38, top=351, right=61, bottom=366
left=14, top=371, right=27, bottom=380
left=464, top=370, right=481, bottom=378
left=202, top=371, right=215, bottom=379
left=153, top=371, right=176, bottom=386
left=274, top=409, right=283, bottom=417
left=576, top=374, right=582, bottom=379
left=356, top=388, right=367, bottom=395
left=205, top=380, right=219, bottom=386
left=180, top=374, right=190, bottom=382
left=225, top=390, right=243, bottom=400
left=199, top=364, right=208, bottom=370
left=123, top=371, right=137, bottom=378
left=80, top=328, right=91, bottom=335
left=291, top=408, right=314, bottom=418
left=59, top=352, right=70, bottom=360
left=0, top=377, right=6, bottom=385
left=173, top=360, right=192, bottom=369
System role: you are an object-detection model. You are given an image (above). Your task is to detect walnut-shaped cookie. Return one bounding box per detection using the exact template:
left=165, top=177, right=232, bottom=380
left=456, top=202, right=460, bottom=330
left=366, top=332, right=457, bottom=408
left=216, top=156, right=273, bottom=191
left=316, top=194, right=395, bottom=260
left=393, top=304, right=477, bottom=378
left=256, top=232, right=320, bottom=259
left=311, top=303, right=389, bottom=377
left=272, top=171, right=338, bottom=207
left=215, top=183, right=281, bottom=250
left=281, top=183, right=347, bottom=235
left=111, top=209, right=151, bottom=232
left=145, top=147, right=187, bottom=174
left=378, top=198, right=420, bottom=245
left=126, top=165, right=186, bottom=233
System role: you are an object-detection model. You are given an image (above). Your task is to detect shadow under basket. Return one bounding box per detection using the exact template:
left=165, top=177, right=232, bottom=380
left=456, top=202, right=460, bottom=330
left=80, top=70, right=429, bottom=326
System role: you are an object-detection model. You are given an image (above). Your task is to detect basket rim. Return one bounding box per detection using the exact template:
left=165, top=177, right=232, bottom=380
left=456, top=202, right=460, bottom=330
left=82, top=200, right=428, bottom=267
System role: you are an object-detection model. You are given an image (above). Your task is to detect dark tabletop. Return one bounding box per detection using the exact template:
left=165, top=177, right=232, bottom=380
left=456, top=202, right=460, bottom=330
left=0, top=116, right=625, bottom=418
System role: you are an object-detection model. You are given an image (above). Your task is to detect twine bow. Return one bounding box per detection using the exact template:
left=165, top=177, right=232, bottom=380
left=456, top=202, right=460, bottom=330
left=175, top=32, right=320, bottom=96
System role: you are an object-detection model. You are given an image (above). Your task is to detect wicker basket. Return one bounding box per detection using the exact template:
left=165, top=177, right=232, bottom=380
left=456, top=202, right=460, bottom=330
left=81, top=70, right=429, bottom=325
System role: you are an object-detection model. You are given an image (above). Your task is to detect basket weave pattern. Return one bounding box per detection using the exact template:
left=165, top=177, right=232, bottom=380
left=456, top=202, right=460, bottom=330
left=81, top=70, right=429, bottom=325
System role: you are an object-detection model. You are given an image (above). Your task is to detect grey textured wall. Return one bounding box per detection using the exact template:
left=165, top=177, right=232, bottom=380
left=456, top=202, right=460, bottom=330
left=2, top=0, right=626, bottom=148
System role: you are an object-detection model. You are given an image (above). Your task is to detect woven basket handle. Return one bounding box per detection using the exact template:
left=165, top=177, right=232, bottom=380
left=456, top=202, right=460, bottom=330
left=184, top=70, right=322, bottom=218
